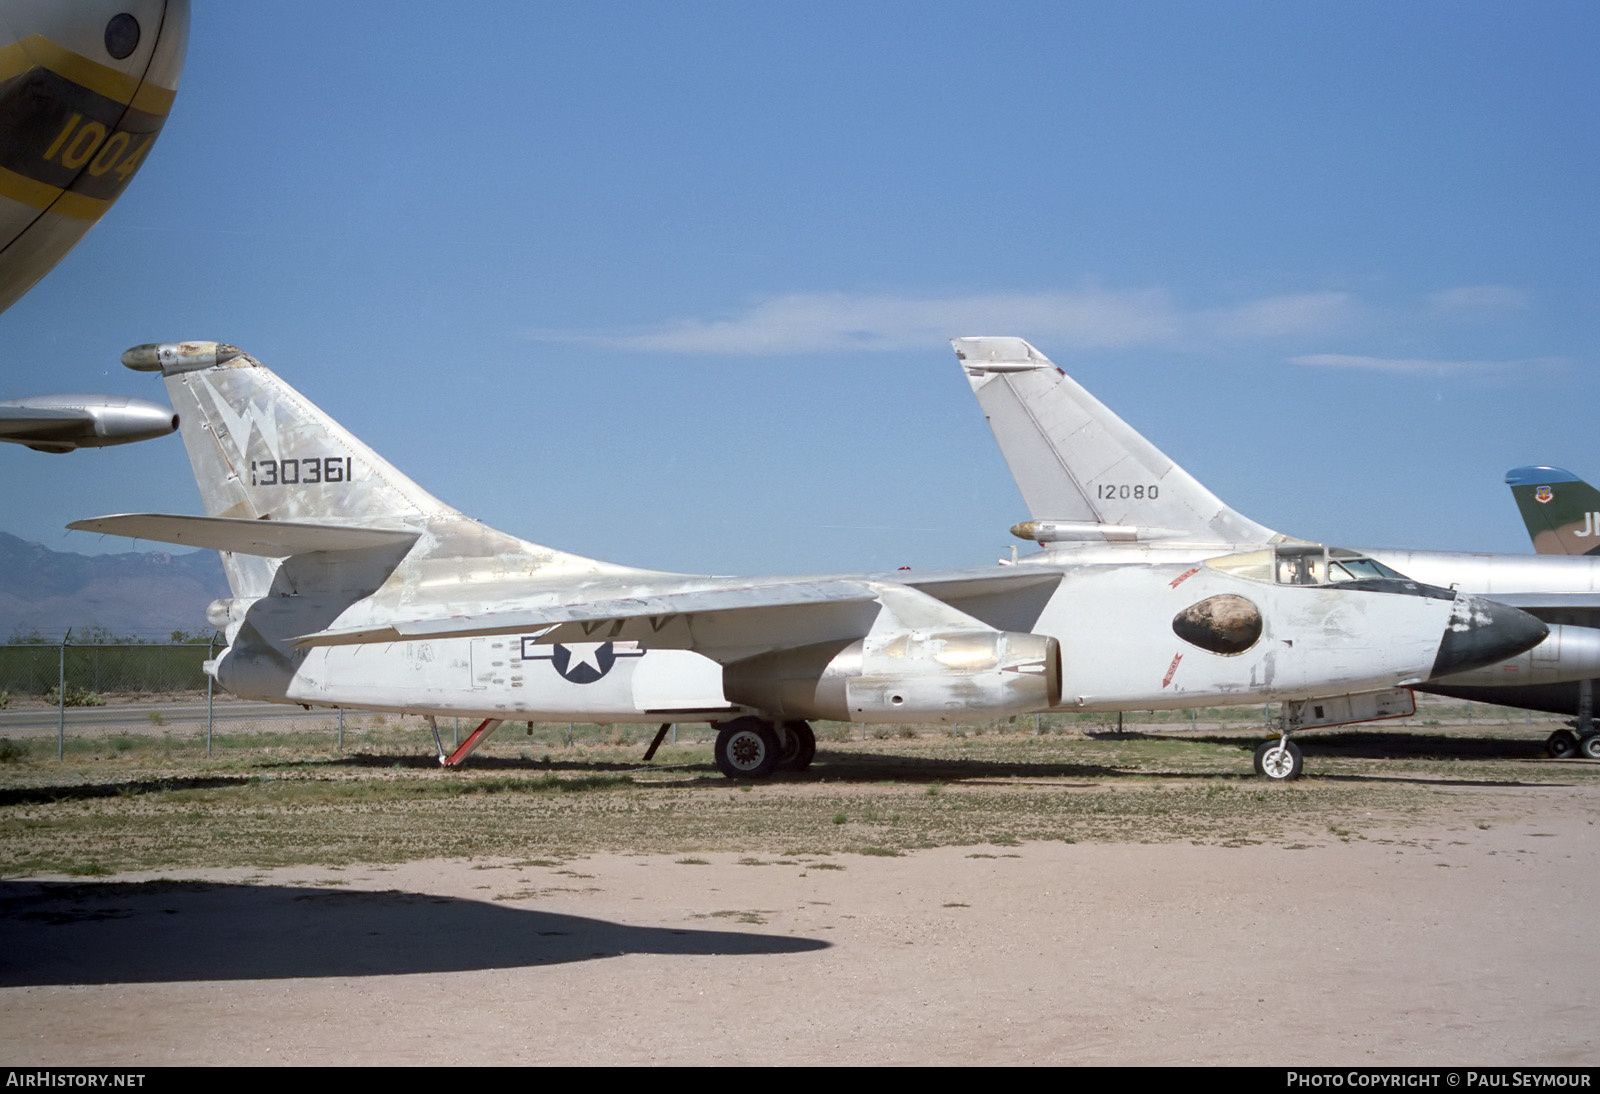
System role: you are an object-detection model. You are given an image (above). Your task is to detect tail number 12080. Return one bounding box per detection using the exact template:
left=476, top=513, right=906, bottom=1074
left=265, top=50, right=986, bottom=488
left=251, top=457, right=353, bottom=486
left=1097, top=483, right=1159, bottom=500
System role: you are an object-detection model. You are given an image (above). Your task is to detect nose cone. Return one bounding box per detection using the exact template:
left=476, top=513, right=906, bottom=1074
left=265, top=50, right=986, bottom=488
left=1430, top=595, right=1549, bottom=680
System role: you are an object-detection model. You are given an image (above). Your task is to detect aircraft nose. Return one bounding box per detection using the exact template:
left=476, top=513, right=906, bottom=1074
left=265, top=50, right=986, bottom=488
left=1429, top=595, right=1549, bottom=680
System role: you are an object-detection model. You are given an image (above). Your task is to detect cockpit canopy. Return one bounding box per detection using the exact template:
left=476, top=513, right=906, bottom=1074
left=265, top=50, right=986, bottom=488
left=1205, top=545, right=1410, bottom=587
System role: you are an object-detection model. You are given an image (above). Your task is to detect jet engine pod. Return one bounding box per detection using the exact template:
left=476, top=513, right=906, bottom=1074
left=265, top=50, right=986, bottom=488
left=724, top=630, right=1061, bottom=724
left=0, top=393, right=177, bottom=451
left=1172, top=594, right=1263, bottom=655
left=122, top=341, right=244, bottom=373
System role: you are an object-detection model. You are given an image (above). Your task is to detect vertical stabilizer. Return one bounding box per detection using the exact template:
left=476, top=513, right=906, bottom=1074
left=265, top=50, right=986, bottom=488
left=120, top=342, right=644, bottom=597
left=1506, top=466, right=1600, bottom=556
left=952, top=337, right=1279, bottom=546
left=124, top=342, right=455, bottom=525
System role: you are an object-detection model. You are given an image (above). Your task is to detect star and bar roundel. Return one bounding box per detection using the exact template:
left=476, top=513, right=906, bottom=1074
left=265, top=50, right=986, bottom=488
left=520, top=638, right=643, bottom=684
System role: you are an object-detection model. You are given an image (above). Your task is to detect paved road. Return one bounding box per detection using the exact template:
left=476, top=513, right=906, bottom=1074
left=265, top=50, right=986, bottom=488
left=0, top=698, right=361, bottom=736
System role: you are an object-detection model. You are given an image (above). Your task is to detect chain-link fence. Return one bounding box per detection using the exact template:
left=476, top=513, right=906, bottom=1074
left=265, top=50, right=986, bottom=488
left=0, top=641, right=214, bottom=698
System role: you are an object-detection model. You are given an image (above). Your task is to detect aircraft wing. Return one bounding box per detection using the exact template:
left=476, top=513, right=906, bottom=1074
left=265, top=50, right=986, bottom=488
left=69, top=513, right=421, bottom=556
left=1477, top=592, right=1600, bottom=615
left=293, top=570, right=1064, bottom=662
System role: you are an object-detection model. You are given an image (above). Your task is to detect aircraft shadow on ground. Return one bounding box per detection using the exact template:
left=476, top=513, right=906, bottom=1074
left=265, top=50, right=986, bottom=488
left=0, top=880, right=828, bottom=987
left=319, top=750, right=1130, bottom=782
left=291, top=738, right=1574, bottom=790
left=1102, top=728, right=1553, bottom=762
left=314, top=731, right=1570, bottom=787
left=0, top=776, right=251, bottom=808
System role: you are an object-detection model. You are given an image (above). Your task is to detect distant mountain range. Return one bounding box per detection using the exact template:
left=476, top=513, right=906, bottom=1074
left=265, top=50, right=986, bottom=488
left=0, top=531, right=229, bottom=642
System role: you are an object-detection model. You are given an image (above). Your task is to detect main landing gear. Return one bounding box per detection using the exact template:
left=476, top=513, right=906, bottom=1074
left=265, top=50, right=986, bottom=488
left=713, top=717, right=815, bottom=779
left=1544, top=728, right=1600, bottom=760
left=1547, top=679, right=1600, bottom=759
left=1546, top=730, right=1579, bottom=759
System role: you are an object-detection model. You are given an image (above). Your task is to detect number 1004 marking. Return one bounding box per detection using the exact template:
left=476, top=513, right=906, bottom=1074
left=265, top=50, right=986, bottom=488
left=250, top=457, right=352, bottom=486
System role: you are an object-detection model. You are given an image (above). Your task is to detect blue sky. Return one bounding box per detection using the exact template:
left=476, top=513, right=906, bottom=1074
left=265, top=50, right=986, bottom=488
left=2, top=1, right=1596, bottom=575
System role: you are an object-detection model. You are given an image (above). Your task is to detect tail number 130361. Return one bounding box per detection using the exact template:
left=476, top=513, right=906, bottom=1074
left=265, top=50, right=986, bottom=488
left=251, top=457, right=353, bottom=486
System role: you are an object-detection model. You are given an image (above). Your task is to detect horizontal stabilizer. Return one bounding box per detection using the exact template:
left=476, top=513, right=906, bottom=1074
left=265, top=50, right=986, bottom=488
left=68, top=513, right=421, bottom=557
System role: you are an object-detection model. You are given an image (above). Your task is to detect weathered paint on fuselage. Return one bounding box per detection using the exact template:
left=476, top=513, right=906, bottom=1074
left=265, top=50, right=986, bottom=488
left=218, top=555, right=1474, bottom=724
left=1006, top=542, right=1600, bottom=713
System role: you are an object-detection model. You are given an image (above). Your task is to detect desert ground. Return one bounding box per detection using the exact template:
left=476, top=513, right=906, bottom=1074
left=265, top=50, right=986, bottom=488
left=1, top=708, right=1597, bottom=1066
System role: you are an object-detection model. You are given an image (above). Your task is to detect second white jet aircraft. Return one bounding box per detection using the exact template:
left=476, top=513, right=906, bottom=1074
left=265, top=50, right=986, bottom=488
left=956, top=335, right=1600, bottom=770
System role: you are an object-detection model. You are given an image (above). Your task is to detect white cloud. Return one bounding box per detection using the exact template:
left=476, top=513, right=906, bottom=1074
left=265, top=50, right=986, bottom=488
left=1288, top=353, right=1561, bottom=375
left=1203, top=291, right=1358, bottom=339
left=1427, top=285, right=1530, bottom=316
left=529, top=287, right=1355, bottom=356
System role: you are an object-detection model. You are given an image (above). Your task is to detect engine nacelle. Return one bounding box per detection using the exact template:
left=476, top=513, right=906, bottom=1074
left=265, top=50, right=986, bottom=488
left=725, top=629, right=1061, bottom=723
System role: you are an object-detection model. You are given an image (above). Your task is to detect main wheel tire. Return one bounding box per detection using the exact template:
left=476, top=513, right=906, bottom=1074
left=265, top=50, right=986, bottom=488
left=1580, top=734, right=1600, bottom=761
left=1253, top=738, right=1303, bottom=781
left=776, top=720, right=816, bottom=772
left=1547, top=729, right=1579, bottom=759
left=714, top=717, right=780, bottom=779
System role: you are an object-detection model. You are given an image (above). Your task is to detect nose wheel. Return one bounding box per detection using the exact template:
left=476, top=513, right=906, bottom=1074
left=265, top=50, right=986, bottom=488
left=1253, top=737, right=1303, bottom=781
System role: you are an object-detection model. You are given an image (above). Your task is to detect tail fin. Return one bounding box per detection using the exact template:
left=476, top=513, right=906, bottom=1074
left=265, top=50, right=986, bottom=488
left=951, top=337, right=1279, bottom=546
left=116, top=342, right=643, bottom=597
left=1506, top=466, right=1600, bottom=556
left=124, top=342, right=454, bottom=525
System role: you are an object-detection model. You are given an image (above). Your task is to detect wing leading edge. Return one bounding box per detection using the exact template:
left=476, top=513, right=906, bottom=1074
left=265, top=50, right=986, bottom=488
left=292, top=570, right=1065, bottom=663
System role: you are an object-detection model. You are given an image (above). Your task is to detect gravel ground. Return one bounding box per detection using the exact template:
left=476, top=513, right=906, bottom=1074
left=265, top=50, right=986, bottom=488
left=2, top=782, right=1596, bottom=1066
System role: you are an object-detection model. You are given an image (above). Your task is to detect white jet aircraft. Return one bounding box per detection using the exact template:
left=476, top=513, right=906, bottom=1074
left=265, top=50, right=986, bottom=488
left=67, top=341, right=1547, bottom=780
left=956, top=336, right=1600, bottom=768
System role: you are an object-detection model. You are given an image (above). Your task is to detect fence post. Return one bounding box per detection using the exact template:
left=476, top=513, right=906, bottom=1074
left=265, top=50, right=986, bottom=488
left=206, top=638, right=215, bottom=758
left=337, top=707, right=344, bottom=751
left=56, top=631, right=68, bottom=762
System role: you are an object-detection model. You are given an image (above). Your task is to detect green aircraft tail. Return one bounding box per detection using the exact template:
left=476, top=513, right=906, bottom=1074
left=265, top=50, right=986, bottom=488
left=1506, top=466, right=1600, bottom=556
